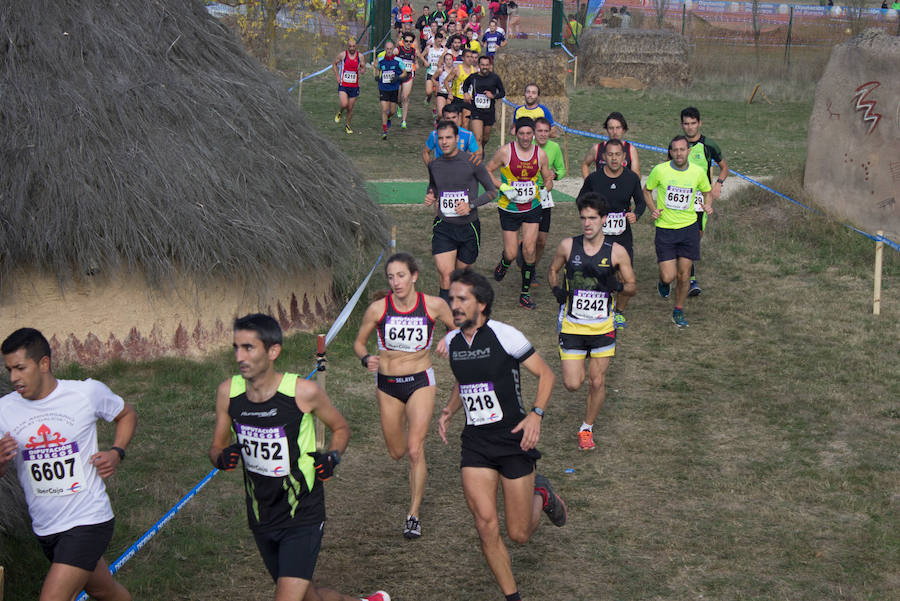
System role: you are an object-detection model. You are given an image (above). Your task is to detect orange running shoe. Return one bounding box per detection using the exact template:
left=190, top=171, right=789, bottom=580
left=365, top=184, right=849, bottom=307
left=578, top=429, right=595, bottom=451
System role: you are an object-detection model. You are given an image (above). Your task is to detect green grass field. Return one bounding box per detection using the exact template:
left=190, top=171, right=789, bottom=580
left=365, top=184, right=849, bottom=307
left=3, top=24, right=900, bottom=601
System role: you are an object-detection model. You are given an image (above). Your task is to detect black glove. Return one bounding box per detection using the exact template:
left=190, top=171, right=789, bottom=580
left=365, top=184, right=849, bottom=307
left=308, top=450, right=341, bottom=481
left=552, top=286, right=568, bottom=305
left=216, top=443, right=242, bottom=471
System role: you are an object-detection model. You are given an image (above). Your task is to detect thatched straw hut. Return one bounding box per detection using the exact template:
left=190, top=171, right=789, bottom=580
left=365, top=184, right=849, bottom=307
left=578, top=29, right=691, bottom=88
left=0, top=0, right=388, bottom=364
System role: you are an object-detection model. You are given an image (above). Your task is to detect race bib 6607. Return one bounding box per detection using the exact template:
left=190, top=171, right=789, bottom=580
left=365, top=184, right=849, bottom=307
left=23, top=442, right=87, bottom=497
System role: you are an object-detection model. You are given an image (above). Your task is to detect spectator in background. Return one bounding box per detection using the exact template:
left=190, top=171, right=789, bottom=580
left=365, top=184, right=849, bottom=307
left=620, top=6, right=632, bottom=28
left=497, top=0, right=509, bottom=30
left=607, top=7, right=622, bottom=28
left=489, top=0, right=500, bottom=20
left=508, top=1, right=520, bottom=37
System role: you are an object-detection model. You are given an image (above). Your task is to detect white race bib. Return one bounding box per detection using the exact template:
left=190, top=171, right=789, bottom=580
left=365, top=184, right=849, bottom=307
left=234, top=423, right=290, bottom=478
left=603, top=211, right=626, bottom=235
left=384, top=315, right=430, bottom=351
left=381, top=70, right=396, bottom=84
left=487, top=41, right=497, bottom=53
left=23, top=442, right=87, bottom=497
left=693, top=190, right=705, bottom=212
left=439, top=190, right=468, bottom=217
left=540, top=188, right=554, bottom=209
left=398, top=58, right=412, bottom=72
left=571, top=289, right=610, bottom=321
left=341, top=70, right=358, bottom=84
left=474, top=93, right=490, bottom=109
left=512, top=180, right=537, bottom=203
left=460, top=382, right=503, bottom=426
left=664, top=185, right=693, bottom=211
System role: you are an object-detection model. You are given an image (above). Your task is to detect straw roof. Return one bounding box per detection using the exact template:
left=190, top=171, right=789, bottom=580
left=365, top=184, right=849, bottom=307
left=0, top=0, right=388, bottom=294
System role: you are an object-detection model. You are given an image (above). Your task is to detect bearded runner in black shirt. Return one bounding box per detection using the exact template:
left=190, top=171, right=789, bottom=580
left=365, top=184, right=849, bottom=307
left=425, top=120, right=498, bottom=304
left=577, top=138, right=645, bottom=329
left=210, top=314, right=389, bottom=601
left=438, top=269, right=566, bottom=601
left=462, top=55, right=505, bottom=159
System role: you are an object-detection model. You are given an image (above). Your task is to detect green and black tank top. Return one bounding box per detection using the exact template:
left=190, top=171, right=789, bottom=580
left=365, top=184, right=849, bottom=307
left=228, top=373, right=324, bottom=531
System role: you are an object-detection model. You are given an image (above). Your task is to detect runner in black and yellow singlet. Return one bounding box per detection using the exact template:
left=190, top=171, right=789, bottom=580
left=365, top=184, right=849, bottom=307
left=353, top=253, right=454, bottom=539
left=548, top=193, right=636, bottom=451
left=210, top=314, right=389, bottom=601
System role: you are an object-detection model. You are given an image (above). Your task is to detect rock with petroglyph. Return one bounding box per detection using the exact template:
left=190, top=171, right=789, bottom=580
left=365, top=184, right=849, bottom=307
left=805, top=29, right=900, bottom=239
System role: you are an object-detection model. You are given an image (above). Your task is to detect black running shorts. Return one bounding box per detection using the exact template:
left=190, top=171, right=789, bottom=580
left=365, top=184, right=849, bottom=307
left=538, top=206, right=552, bottom=233
left=604, top=228, right=634, bottom=262
left=432, top=217, right=481, bottom=265
left=460, top=428, right=541, bottom=479
left=37, top=518, right=115, bottom=572
left=377, top=368, right=436, bottom=403
left=379, top=89, right=399, bottom=103
left=253, top=522, right=324, bottom=582
left=654, top=221, right=701, bottom=262
left=448, top=97, right=474, bottom=113
left=470, top=108, right=496, bottom=126
left=498, top=206, right=542, bottom=232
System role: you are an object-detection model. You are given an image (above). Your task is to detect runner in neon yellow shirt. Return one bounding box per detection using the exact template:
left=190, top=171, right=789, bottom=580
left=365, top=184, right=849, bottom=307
left=643, top=135, right=711, bottom=328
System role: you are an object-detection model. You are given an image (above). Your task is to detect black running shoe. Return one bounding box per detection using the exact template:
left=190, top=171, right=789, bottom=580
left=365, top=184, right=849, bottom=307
left=519, top=294, right=536, bottom=310
left=494, top=260, right=509, bottom=281
left=534, top=473, right=567, bottom=526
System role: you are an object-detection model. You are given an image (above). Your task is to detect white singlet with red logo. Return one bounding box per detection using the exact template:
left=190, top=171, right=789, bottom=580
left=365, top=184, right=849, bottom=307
left=0, top=380, right=124, bottom=536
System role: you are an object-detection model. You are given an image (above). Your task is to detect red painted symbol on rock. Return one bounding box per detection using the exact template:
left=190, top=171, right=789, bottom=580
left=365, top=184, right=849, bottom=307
left=853, top=82, right=882, bottom=135
left=26, top=424, right=67, bottom=449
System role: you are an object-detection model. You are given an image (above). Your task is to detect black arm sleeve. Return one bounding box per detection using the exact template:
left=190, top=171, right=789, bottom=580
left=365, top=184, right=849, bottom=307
left=630, top=173, right=646, bottom=218
left=495, top=76, right=505, bottom=100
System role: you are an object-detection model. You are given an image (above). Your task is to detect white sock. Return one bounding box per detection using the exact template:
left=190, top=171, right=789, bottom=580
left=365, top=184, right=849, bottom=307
left=580, top=423, right=593, bottom=432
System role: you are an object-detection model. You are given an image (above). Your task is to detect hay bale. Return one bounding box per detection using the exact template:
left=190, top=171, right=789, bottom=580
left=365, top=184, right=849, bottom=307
left=578, top=29, right=690, bottom=87
left=493, top=50, right=568, bottom=97
left=805, top=29, right=900, bottom=240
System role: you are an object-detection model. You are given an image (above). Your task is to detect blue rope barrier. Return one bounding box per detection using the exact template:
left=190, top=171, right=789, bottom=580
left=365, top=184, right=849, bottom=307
left=75, top=245, right=389, bottom=599
left=500, top=95, right=899, bottom=253
left=288, top=29, right=392, bottom=93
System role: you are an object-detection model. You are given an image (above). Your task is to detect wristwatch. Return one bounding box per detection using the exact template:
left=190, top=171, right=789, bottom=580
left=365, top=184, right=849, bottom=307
left=111, top=446, right=126, bottom=461
left=716, top=177, right=725, bottom=185
left=531, top=407, right=544, bottom=419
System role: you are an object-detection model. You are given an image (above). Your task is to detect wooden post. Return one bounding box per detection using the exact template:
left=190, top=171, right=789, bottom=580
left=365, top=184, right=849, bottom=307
left=500, top=102, right=507, bottom=147
left=315, top=334, right=326, bottom=450
left=873, top=230, right=884, bottom=316
left=573, top=56, right=578, bottom=88
left=391, top=225, right=397, bottom=252
left=297, top=72, right=304, bottom=107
